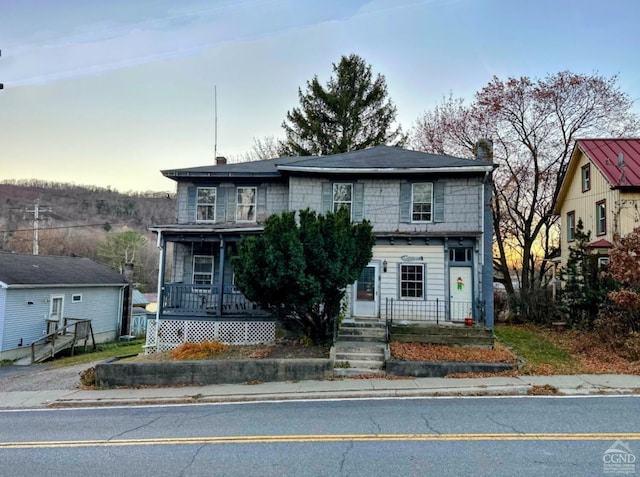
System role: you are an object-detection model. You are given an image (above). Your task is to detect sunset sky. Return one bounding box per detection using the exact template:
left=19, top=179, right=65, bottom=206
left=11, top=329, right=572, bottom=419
left=1, top=0, right=639, bottom=192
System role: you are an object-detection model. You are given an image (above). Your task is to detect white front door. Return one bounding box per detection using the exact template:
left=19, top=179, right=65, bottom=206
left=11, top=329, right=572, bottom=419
left=49, top=295, right=64, bottom=333
left=353, top=262, right=379, bottom=318
left=449, top=267, right=472, bottom=321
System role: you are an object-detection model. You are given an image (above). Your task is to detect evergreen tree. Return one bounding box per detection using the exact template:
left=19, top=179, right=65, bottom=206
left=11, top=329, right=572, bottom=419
left=232, top=208, right=374, bottom=343
left=281, top=54, right=405, bottom=156
left=560, top=219, right=613, bottom=328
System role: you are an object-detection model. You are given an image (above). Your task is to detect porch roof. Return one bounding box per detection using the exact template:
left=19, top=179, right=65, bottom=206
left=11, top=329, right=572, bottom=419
left=150, top=224, right=263, bottom=242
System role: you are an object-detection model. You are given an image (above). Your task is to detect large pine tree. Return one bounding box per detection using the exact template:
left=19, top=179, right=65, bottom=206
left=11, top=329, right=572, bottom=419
left=281, top=54, right=404, bottom=156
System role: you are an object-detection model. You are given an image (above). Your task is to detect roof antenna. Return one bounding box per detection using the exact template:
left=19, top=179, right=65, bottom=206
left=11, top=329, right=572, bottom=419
left=214, top=85, right=218, bottom=162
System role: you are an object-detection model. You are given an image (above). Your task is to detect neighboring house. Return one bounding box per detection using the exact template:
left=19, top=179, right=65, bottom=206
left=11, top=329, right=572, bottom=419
left=555, top=139, right=640, bottom=267
left=147, top=146, right=495, bottom=353
left=130, top=289, right=154, bottom=337
left=0, top=252, right=128, bottom=360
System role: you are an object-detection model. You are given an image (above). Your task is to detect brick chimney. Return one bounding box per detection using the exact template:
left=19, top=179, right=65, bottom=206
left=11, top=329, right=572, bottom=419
left=216, top=156, right=227, bottom=165
left=474, top=139, right=493, bottom=162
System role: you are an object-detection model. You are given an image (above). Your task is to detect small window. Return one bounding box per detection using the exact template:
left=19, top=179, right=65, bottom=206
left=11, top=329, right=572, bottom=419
left=236, top=187, right=257, bottom=222
left=598, top=256, right=610, bottom=269
left=581, top=164, right=591, bottom=192
left=333, top=183, right=353, bottom=217
left=400, top=264, right=424, bottom=299
left=72, top=294, right=82, bottom=303
left=193, top=255, right=214, bottom=285
left=596, top=200, right=606, bottom=235
left=567, top=211, right=576, bottom=242
left=449, top=248, right=472, bottom=263
left=196, top=187, right=216, bottom=222
left=412, top=183, right=433, bottom=222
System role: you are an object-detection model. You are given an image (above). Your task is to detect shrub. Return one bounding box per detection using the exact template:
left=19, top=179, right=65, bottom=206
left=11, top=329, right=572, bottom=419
left=80, top=367, right=96, bottom=387
left=171, top=341, right=229, bottom=360
left=623, top=332, right=640, bottom=361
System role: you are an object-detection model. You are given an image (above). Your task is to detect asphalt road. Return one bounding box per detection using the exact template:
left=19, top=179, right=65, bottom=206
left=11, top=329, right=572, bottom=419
left=1, top=396, right=638, bottom=476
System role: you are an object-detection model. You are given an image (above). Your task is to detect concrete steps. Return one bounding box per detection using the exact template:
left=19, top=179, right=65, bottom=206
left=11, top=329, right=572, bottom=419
left=389, top=323, right=495, bottom=348
left=333, top=321, right=387, bottom=376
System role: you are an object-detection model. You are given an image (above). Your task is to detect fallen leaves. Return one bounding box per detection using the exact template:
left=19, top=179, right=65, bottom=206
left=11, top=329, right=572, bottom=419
left=390, top=342, right=517, bottom=364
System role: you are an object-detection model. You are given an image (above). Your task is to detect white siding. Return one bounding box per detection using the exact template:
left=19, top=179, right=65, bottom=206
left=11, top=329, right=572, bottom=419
left=373, top=245, right=446, bottom=302
left=0, top=288, right=6, bottom=353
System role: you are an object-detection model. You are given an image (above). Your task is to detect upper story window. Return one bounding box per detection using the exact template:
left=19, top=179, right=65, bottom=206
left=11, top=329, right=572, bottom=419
left=333, top=183, right=353, bottom=217
left=581, top=164, right=591, bottom=192
left=412, top=183, right=433, bottom=222
left=193, top=255, right=214, bottom=285
left=567, top=211, right=576, bottom=242
left=400, top=264, right=424, bottom=299
left=449, top=248, right=472, bottom=263
left=237, top=187, right=257, bottom=222
left=596, top=200, right=606, bottom=235
left=196, top=187, right=216, bottom=222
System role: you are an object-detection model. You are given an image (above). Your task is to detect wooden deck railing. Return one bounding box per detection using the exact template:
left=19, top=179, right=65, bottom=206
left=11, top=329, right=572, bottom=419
left=30, top=317, right=95, bottom=364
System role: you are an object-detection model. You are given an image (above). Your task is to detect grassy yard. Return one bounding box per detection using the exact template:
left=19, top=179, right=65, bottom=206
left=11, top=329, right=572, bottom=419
left=495, top=324, right=640, bottom=375
left=47, top=339, right=145, bottom=368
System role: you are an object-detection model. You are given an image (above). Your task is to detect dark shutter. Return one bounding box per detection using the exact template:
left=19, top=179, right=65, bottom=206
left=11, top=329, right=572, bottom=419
left=257, top=185, right=267, bottom=222
left=215, top=187, right=226, bottom=223
left=434, top=181, right=445, bottom=222
left=226, top=187, right=237, bottom=223
left=353, top=183, right=364, bottom=221
left=399, top=183, right=411, bottom=223
left=322, top=182, right=332, bottom=213
left=187, top=186, right=196, bottom=221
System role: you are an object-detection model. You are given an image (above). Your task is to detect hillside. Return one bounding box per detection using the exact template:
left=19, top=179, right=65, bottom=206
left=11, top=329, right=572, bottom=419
left=0, top=180, right=177, bottom=290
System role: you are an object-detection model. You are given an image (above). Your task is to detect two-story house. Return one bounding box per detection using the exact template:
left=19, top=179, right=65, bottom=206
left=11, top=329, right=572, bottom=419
left=555, top=139, right=640, bottom=267
left=146, top=146, right=495, bottom=353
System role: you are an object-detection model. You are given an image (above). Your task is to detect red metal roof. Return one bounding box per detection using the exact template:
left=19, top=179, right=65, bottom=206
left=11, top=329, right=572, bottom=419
left=577, top=139, right=640, bottom=187
left=589, top=238, right=613, bottom=248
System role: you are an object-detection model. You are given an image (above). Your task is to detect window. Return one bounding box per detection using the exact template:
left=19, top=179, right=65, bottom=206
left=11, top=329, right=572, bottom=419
left=400, top=264, right=424, bottom=299
left=236, top=187, right=257, bottom=222
left=598, top=256, right=610, bottom=269
left=333, top=183, right=353, bottom=217
left=449, top=248, right=472, bottom=263
left=567, top=211, right=576, bottom=242
left=72, top=294, right=82, bottom=303
left=196, top=187, right=216, bottom=222
left=193, top=255, right=214, bottom=285
left=596, top=200, right=606, bottom=235
left=412, top=183, right=433, bottom=222
left=581, top=164, right=591, bottom=192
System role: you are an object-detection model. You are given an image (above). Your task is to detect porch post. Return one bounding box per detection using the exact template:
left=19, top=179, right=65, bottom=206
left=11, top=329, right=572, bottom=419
left=155, top=232, right=166, bottom=343
left=217, top=236, right=226, bottom=316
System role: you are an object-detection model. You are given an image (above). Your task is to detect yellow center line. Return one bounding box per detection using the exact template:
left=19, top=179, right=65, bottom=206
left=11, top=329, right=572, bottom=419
left=1, top=433, right=640, bottom=449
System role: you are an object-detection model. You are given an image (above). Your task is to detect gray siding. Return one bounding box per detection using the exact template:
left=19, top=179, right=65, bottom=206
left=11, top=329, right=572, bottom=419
left=289, top=176, right=484, bottom=233
left=176, top=181, right=288, bottom=224
left=1, top=287, right=122, bottom=353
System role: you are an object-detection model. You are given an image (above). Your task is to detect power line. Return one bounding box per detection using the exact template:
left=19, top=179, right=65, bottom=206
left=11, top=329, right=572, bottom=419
left=0, top=221, right=133, bottom=234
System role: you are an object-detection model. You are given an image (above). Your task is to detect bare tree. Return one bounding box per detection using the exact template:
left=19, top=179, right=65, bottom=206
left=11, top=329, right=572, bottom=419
left=235, top=135, right=284, bottom=162
left=411, top=72, right=640, bottom=307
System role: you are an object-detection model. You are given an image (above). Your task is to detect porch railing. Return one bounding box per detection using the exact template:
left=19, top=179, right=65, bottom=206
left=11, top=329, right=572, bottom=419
left=385, top=298, right=474, bottom=324
left=162, top=283, right=267, bottom=315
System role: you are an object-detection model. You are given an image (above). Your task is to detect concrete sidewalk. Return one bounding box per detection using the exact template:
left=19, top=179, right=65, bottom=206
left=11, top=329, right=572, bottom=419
left=1, top=374, right=639, bottom=409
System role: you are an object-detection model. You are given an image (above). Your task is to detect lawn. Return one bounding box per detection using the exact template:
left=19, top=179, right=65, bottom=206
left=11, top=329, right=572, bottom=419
left=495, top=324, right=640, bottom=375
left=47, top=339, right=145, bottom=368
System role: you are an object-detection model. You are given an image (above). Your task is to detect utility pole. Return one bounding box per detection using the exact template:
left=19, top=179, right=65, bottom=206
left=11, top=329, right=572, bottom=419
left=25, top=200, right=52, bottom=255
left=0, top=49, right=4, bottom=90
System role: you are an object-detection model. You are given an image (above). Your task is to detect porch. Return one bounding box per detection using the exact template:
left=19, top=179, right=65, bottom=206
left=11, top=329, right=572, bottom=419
left=160, top=283, right=268, bottom=317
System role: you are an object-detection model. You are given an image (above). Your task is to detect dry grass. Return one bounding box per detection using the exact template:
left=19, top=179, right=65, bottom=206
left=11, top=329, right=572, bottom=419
left=171, top=341, right=229, bottom=360
left=390, top=341, right=517, bottom=364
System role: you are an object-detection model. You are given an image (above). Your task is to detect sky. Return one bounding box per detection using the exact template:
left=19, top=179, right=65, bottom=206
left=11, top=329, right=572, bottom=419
left=1, top=0, right=639, bottom=193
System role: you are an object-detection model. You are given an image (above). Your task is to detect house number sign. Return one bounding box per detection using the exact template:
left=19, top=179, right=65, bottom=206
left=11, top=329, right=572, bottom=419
left=401, top=255, right=424, bottom=262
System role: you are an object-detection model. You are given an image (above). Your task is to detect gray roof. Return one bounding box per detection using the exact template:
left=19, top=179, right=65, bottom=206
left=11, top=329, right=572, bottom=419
left=0, top=252, right=128, bottom=287
left=132, top=289, right=150, bottom=306
left=161, top=146, right=494, bottom=180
